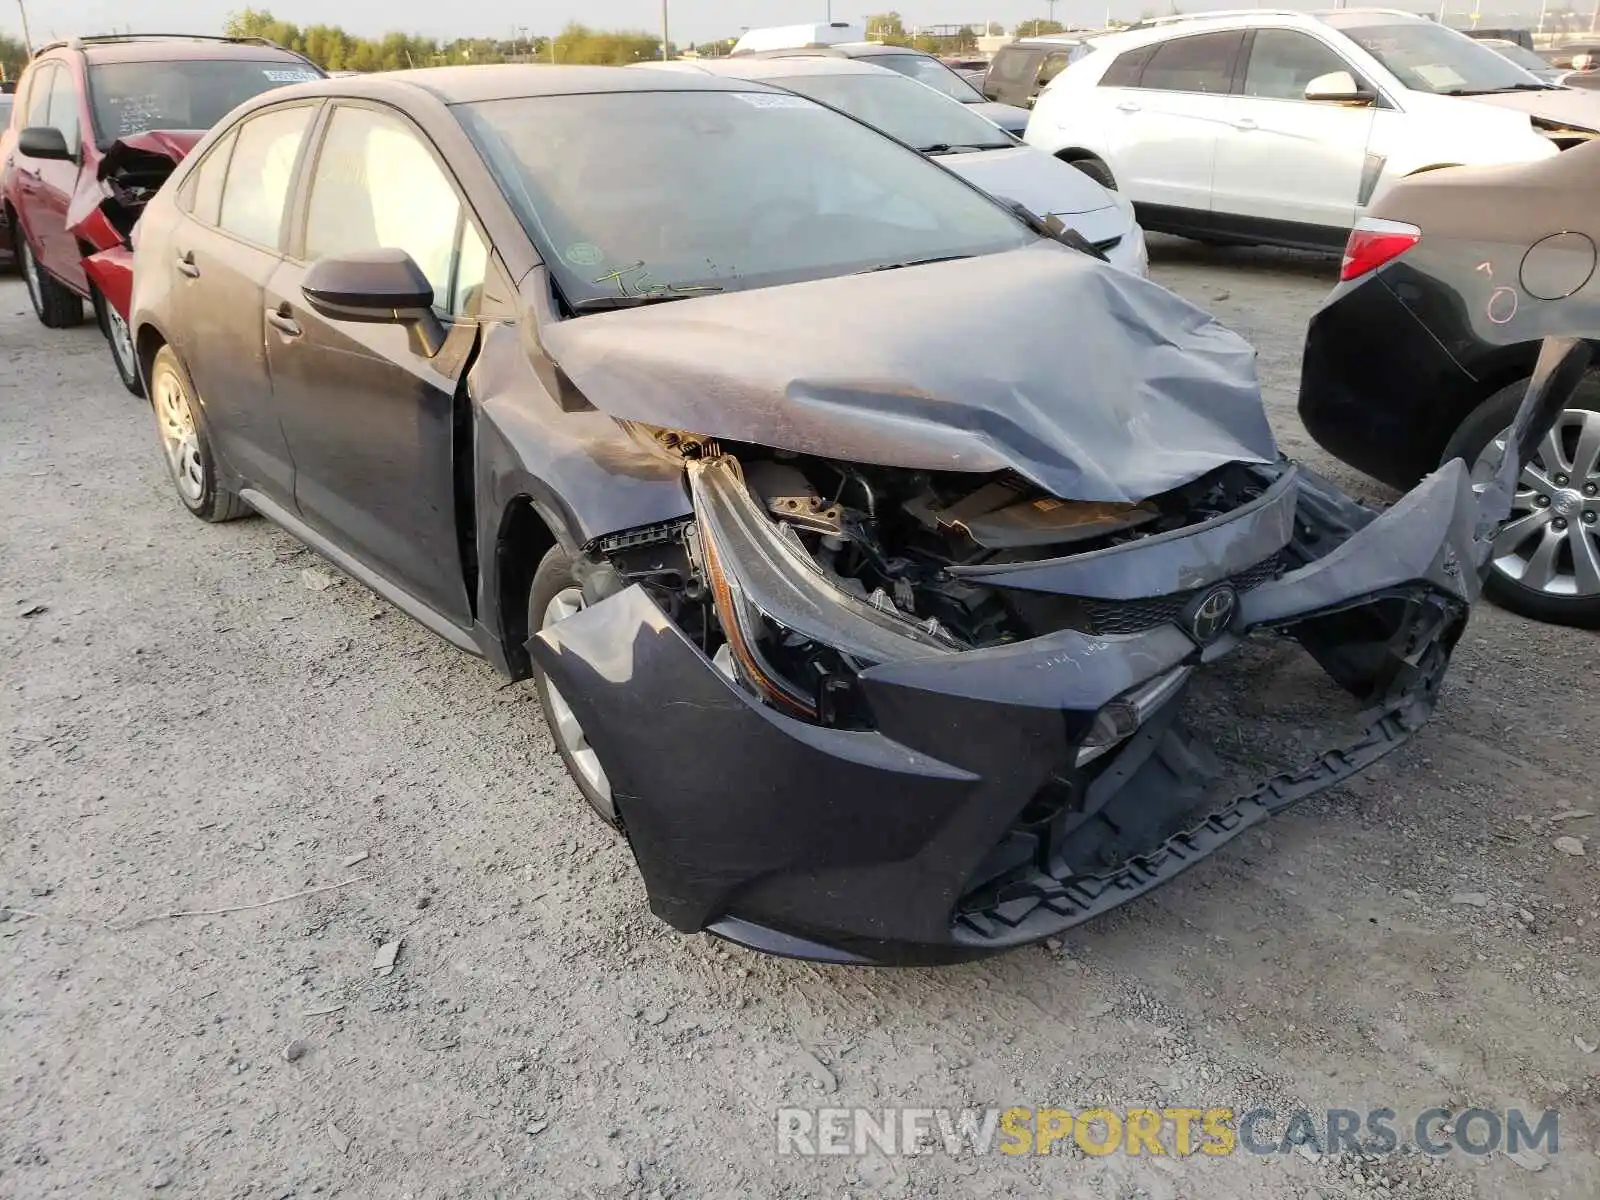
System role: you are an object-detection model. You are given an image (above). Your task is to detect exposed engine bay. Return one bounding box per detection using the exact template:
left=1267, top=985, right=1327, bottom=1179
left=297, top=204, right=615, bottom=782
left=583, top=432, right=1291, bottom=730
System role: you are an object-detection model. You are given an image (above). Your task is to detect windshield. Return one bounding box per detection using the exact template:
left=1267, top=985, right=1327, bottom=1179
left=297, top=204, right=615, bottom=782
left=867, top=53, right=986, bottom=102
left=768, top=71, right=1014, bottom=151
left=1480, top=40, right=1556, bottom=73
left=87, top=58, right=322, bottom=145
left=456, top=89, right=1033, bottom=310
left=1341, top=22, right=1546, bottom=94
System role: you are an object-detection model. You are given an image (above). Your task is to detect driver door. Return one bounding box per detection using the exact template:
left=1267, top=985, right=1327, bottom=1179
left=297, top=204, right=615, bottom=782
left=264, top=101, right=489, bottom=628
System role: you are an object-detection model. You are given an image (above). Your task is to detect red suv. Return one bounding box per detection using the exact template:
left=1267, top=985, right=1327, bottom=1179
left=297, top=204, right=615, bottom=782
left=1, top=35, right=323, bottom=394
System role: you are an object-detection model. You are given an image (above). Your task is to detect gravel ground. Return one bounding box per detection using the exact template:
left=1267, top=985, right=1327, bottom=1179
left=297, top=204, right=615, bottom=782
left=2, top=239, right=1597, bottom=1199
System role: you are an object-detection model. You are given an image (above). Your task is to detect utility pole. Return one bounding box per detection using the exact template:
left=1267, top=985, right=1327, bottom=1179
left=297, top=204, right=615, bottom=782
left=16, top=0, right=34, bottom=56
left=1046, top=0, right=1059, bottom=27
left=662, top=0, right=670, bottom=59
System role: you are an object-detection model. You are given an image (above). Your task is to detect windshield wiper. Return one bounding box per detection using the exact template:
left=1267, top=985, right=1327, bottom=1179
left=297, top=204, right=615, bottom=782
left=858, top=254, right=973, bottom=274
left=570, top=290, right=720, bottom=313
left=918, top=142, right=1010, bottom=155
left=1443, top=83, right=1556, bottom=95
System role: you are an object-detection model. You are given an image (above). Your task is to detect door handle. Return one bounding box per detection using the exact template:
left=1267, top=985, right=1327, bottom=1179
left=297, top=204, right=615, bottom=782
left=266, top=306, right=302, bottom=338
left=1115, top=101, right=1141, bottom=113
left=175, top=251, right=200, bottom=279
left=1233, top=117, right=1259, bottom=131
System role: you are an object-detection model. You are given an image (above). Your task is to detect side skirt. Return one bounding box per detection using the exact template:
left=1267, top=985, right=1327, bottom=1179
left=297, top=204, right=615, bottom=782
left=239, top=487, right=482, bottom=657
left=1134, top=203, right=1349, bottom=253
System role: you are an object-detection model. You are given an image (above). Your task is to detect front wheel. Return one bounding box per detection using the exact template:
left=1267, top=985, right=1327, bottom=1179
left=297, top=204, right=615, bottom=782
left=1445, top=374, right=1600, bottom=627
left=19, top=235, right=85, bottom=329
left=148, top=345, right=250, bottom=523
left=528, top=545, right=620, bottom=828
left=93, top=287, right=144, bottom=397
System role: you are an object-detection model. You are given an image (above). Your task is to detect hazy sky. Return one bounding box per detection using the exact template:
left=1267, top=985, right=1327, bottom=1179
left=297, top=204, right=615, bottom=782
left=3, top=2, right=1380, bottom=47
left=14, top=0, right=1541, bottom=46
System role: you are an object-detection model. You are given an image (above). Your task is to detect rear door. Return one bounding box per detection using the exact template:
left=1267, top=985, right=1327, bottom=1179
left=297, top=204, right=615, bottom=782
left=1106, top=31, right=1246, bottom=213
left=264, top=100, right=487, bottom=627
left=1210, top=29, right=1376, bottom=234
left=169, top=102, right=319, bottom=502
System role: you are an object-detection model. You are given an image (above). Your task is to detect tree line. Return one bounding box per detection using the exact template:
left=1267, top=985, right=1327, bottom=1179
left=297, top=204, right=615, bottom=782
left=220, top=10, right=668, bottom=70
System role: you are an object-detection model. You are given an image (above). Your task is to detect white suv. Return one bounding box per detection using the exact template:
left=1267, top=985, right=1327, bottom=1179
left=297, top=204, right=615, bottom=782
left=1027, top=8, right=1599, bottom=250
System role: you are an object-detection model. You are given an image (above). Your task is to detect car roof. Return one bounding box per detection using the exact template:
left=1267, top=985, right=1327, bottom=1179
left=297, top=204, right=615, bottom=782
left=753, top=42, right=933, bottom=60
left=50, top=36, right=316, bottom=65
left=649, top=56, right=893, bottom=80
left=270, top=64, right=783, bottom=107
left=1084, top=8, right=1428, bottom=53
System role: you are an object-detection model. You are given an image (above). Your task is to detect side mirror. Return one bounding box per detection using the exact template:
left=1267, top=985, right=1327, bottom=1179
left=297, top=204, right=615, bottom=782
left=301, top=249, right=445, bottom=356
left=1305, top=71, right=1376, bottom=105
left=18, top=126, right=74, bottom=161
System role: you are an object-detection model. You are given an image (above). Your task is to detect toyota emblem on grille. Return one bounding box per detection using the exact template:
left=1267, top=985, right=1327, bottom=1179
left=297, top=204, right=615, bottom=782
left=1184, top=584, right=1238, bottom=646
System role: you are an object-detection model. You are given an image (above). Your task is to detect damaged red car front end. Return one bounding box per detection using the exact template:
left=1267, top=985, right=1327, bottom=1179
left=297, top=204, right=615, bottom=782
left=72, top=131, right=202, bottom=326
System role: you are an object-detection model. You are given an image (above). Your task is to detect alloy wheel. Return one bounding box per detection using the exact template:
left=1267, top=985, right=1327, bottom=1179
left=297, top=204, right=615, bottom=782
left=1475, top=408, right=1600, bottom=598
left=540, top=587, right=613, bottom=805
left=105, top=300, right=138, bottom=382
left=154, top=367, right=206, bottom=506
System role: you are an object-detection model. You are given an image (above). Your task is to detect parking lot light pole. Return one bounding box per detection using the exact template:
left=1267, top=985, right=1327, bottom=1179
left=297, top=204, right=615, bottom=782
left=17, top=0, right=34, bottom=56
left=662, top=0, right=669, bottom=59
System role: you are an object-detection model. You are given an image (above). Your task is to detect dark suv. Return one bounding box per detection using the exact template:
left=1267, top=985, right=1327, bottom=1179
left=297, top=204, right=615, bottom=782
left=983, top=37, right=1091, bottom=109
left=0, top=34, right=322, bottom=393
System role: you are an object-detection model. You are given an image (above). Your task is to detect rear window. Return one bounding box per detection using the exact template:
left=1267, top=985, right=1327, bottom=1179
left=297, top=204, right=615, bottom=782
left=87, top=57, right=322, bottom=145
left=1137, top=32, right=1244, bottom=94
left=989, top=47, right=1044, bottom=84
left=1099, top=44, right=1157, bottom=87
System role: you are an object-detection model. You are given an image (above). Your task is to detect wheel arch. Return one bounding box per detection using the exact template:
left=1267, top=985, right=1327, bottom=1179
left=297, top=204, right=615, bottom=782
left=493, top=495, right=561, bottom=680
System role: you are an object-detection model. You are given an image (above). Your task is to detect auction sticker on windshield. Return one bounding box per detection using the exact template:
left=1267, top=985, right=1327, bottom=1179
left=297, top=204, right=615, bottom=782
left=564, top=242, right=605, bottom=267
left=264, top=69, right=321, bottom=83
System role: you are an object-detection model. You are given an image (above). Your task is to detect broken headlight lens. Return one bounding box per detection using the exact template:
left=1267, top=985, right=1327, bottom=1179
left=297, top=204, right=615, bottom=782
left=1075, top=665, right=1192, bottom=766
left=686, top=455, right=958, bottom=719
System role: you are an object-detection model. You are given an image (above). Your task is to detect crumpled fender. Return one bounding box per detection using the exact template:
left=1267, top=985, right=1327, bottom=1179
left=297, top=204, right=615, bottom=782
left=66, top=130, right=200, bottom=319
left=83, top=246, right=135, bottom=323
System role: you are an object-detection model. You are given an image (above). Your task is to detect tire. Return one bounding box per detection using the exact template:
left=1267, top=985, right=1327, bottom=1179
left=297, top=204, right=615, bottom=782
left=93, top=287, right=145, bottom=397
left=147, top=345, right=250, bottom=523
left=18, top=234, right=86, bottom=329
left=528, top=544, right=622, bottom=829
left=1067, top=155, right=1117, bottom=191
left=1442, top=372, right=1600, bottom=628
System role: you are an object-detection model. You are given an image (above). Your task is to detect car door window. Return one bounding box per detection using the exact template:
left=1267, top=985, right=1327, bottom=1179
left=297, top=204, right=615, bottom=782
left=1037, top=50, right=1077, bottom=88
left=1137, top=32, right=1245, bottom=94
left=217, top=105, right=315, bottom=249
left=1244, top=30, right=1358, bottom=100
left=1099, top=44, right=1157, bottom=87
left=23, top=63, right=55, bottom=128
left=186, top=127, right=238, bottom=226
left=304, top=104, right=481, bottom=317
left=44, top=63, right=81, bottom=154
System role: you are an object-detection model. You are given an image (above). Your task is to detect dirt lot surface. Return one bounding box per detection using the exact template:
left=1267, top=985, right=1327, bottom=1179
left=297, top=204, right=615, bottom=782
left=3, top=240, right=1597, bottom=1199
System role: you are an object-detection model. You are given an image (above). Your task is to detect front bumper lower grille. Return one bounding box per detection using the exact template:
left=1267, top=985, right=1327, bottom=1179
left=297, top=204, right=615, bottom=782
left=1082, top=552, right=1286, bottom=636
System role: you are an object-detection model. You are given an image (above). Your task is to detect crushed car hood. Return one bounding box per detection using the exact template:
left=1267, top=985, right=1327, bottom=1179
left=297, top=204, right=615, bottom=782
left=540, top=242, right=1276, bottom=502
left=95, top=130, right=202, bottom=181
left=1468, top=87, right=1600, bottom=130
left=942, top=145, right=1116, bottom=217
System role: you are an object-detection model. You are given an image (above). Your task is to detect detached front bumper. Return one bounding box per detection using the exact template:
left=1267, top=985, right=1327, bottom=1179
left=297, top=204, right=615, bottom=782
left=533, top=458, right=1485, bottom=965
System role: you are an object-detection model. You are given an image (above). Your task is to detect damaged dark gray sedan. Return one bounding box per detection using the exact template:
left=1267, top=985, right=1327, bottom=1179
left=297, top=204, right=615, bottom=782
left=128, top=66, right=1586, bottom=965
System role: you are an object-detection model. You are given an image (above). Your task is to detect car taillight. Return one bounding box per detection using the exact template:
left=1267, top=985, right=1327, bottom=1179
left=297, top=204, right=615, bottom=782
left=1340, top=218, right=1421, bottom=282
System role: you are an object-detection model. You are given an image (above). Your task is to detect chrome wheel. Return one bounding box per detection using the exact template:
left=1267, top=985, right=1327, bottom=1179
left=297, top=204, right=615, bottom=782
left=1474, top=408, right=1600, bottom=598
left=540, top=587, right=612, bottom=805
left=20, top=238, right=43, bottom=315
left=154, top=366, right=206, bottom=506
